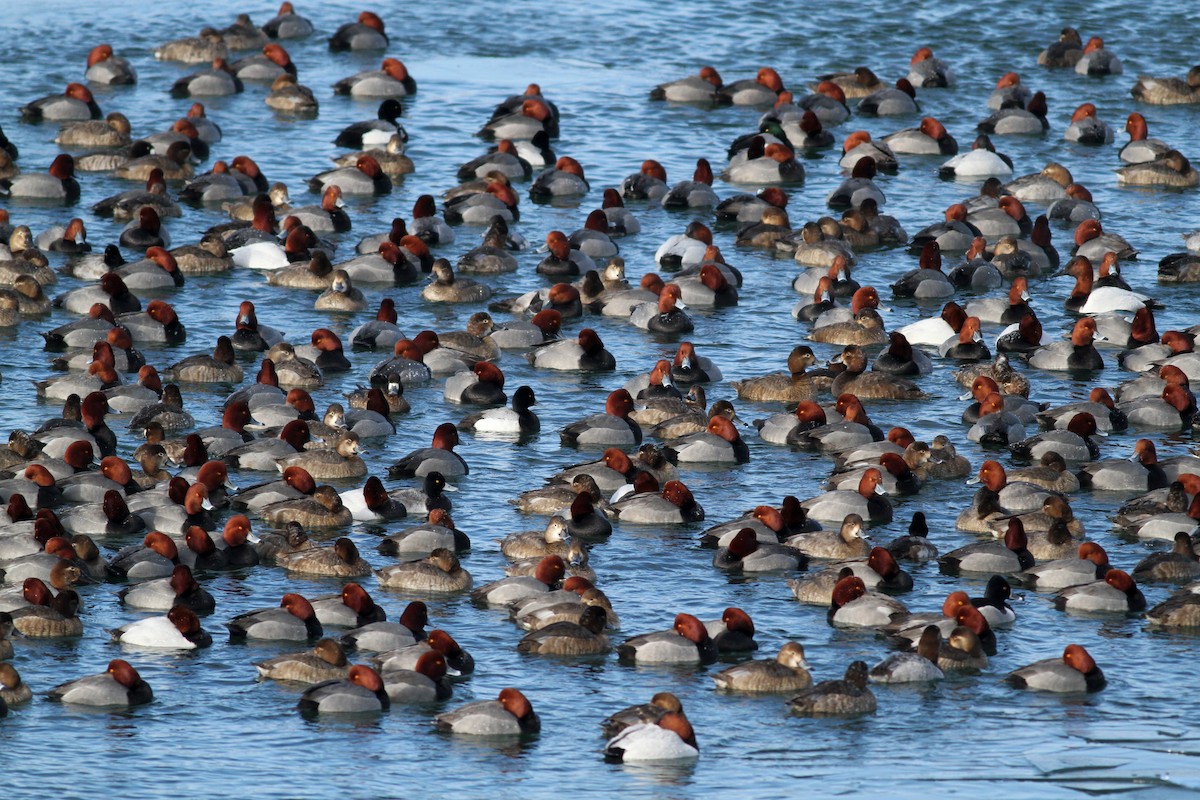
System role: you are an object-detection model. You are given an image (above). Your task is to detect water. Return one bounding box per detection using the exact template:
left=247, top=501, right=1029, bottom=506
left=2, top=0, right=1200, bottom=796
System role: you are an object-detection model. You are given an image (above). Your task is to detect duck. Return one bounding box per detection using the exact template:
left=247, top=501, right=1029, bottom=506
left=170, top=58, right=244, bottom=97
left=1064, top=103, right=1113, bottom=145
left=1078, top=439, right=1167, bottom=492
left=661, top=159, right=719, bottom=208
left=308, top=155, right=391, bottom=195
left=527, top=328, right=615, bottom=371
left=516, top=605, right=609, bottom=656
left=604, top=712, right=698, bottom=763
left=1132, top=67, right=1200, bottom=105
left=1016, top=542, right=1111, bottom=591
left=717, top=67, right=785, bottom=106
left=1028, top=318, right=1104, bottom=372
left=47, top=659, right=152, bottom=707
left=882, top=116, right=957, bottom=155
left=712, top=527, right=807, bottom=573
left=1054, top=568, right=1146, bottom=613
left=374, top=548, right=473, bottom=594
left=559, top=390, right=640, bottom=448
left=377, top=509, right=468, bottom=557
left=226, top=593, right=322, bottom=641
left=422, top=260, right=492, bottom=304
left=21, top=82, right=101, bottom=121
left=253, top=637, right=349, bottom=685
left=296, top=665, right=389, bottom=714
left=650, top=65, right=727, bottom=104
left=333, top=57, right=414, bottom=99
left=869, top=626, right=944, bottom=683
left=616, top=613, right=717, bottom=665
left=939, top=519, right=1034, bottom=574
left=117, top=563, right=215, bottom=613
left=275, top=433, right=366, bottom=481
left=831, top=346, right=927, bottom=401
left=827, top=157, right=885, bottom=210
left=1074, top=36, right=1122, bottom=75
left=434, top=687, right=539, bottom=736
left=1007, top=645, right=1106, bottom=693
left=387, top=423, right=468, bottom=479
left=609, top=480, right=703, bottom=524
left=787, top=660, right=876, bottom=716
left=857, top=78, right=919, bottom=116
left=1117, top=150, right=1199, bottom=188
left=109, top=606, right=212, bottom=650
left=0, top=154, right=80, bottom=202
left=816, top=66, right=884, bottom=99
left=892, top=241, right=954, bottom=298
left=732, top=345, right=831, bottom=402
left=282, top=537, right=369, bottom=579
left=1132, top=532, right=1200, bottom=583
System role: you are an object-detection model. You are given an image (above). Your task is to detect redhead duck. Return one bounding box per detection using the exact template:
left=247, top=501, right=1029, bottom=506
left=610, top=480, right=702, bottom=524
left=1064, top=256, right=1152, bottom=315
left=435, top=687, right=538, bottom=736
left=297, top=665, right=388, bottom=714
left=560, top=390, right=640, bottom=448
left=118, top=563, right=215, bottom=613
left=1, top=155, right=79, bottom=202
left=870, top=625, right=944, bottom=683
left=1073, top=35, right=1122, bottom=74
left=333, top=57, right=414, bottom=99
left=883, top=115, right=957, bottom=155
left=873, top=332, right=932, bottom=376
left=459, top=139, right=531, bottom=183
left=1017, top=541, right=1110, bottom=591
left=838, top=130, right=897, bottom=172
left=84, top=42, right=136, bottom=84
left=941, top=518, right=1035, bottom=575
left=892, top=241, right=954, bottom=299
left=527, top=327, right=615, bottom=371
left=1028, top=318, right=1104, bottom=372
left=1035, top=26, right=1082, bottom=66
left=378, top=651, right=453, bottom=703
left=1008, top=644, right=1106, bottom=693
left=1010, top=412, right=1102, bottom=462
left=906, top=46, right=954, bottom=86
left=47, top=659, right=152, bottom=707
left=1054, top=568, right=1146, bottom=613
left=617, top=613, right=717, bottom=664
left=308, top=154, right=391, bottom=195
left=568, top=212, right=618, bottom=259
left=1119, top=384, right=1196, bottom=431
left=827, top=157, right=886, bottom=210
left=1132, top=67, right=1200, bottom=105
left=470, top=555, right=563, bottom=607
left=231, top=43, right=295, bottom=81
left=110, top=606, right=212, bottom=650
left=717, top=67, right=785, bottom=106
left=21, top=82, right=100, bottom=121
left=651, top=65, right=726, bottom=104
left=373, top=628, right=474, bottom=678
left=171, top=58, right=243, bottom=97
left=858, top=78, right=918, bottom=116
left=798, top=81, right=851, bottom=125
left=378, top=509, right=468, bottom=557
left=529, top=156, right=589, bottom=199
left=1078, top=439, right=1167, bottom=492
left=604, top=712, right=698, bottom=763
left=387, top=423, right=468, bottom=479
left=788, top=660, right=876, bottom=716
left=664, top=416, right=748, bottom=464
left=1064, top=103, right=1113, bottom=145
left=621, top=159, right=669, bottom=201
left=227, top=593, right=322, bottom=641
left=661, top=159, right=719, bottom=209
left=713, top=527, right=806, bottom=572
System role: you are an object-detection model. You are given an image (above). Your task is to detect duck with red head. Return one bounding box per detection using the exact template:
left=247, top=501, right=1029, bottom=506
left=227, top=592, right=323, bottom=641
left=435, top=687, right=539, bottom=735
left=651, top=65, right=728, bottom=105
left=297, top=664, right=389, bottom=714
left=339, top=601, right=428, bottom=653
left=610, top=479, right=703, bottom=524
left=559, top=389, right=641, bottom=449
left=48, top=659, right=153, bottom=707
left=617, top=612, right=718, bottom=664
left=117, top=564, right=216, bottom=613
left=1007, top=644, right=1106, bottom=692
left=387, top=423, right=468, bottom=479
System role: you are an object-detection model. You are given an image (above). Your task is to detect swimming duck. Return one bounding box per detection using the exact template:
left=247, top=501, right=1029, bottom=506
left=787, top=660, right=876, bottom=716
left=1006, top=644, right=1105, bottom=692
left=435, top=687, right=539, bottom=736
left=47, top=659, right=152, bottom=707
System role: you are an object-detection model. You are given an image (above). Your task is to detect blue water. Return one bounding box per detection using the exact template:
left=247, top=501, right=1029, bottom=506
left=2, top=0, right=1200, bottom=796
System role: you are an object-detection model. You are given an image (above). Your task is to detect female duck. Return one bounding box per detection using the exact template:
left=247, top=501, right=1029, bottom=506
left=831, top=346, right=927, bottom=401
left=375, top=548, right=472, bottom=594
left=787, top=660, right=876, bottom=716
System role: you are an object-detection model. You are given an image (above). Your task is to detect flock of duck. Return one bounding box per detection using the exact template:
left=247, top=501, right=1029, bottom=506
left=3, top=4, right=1200, bottom=766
